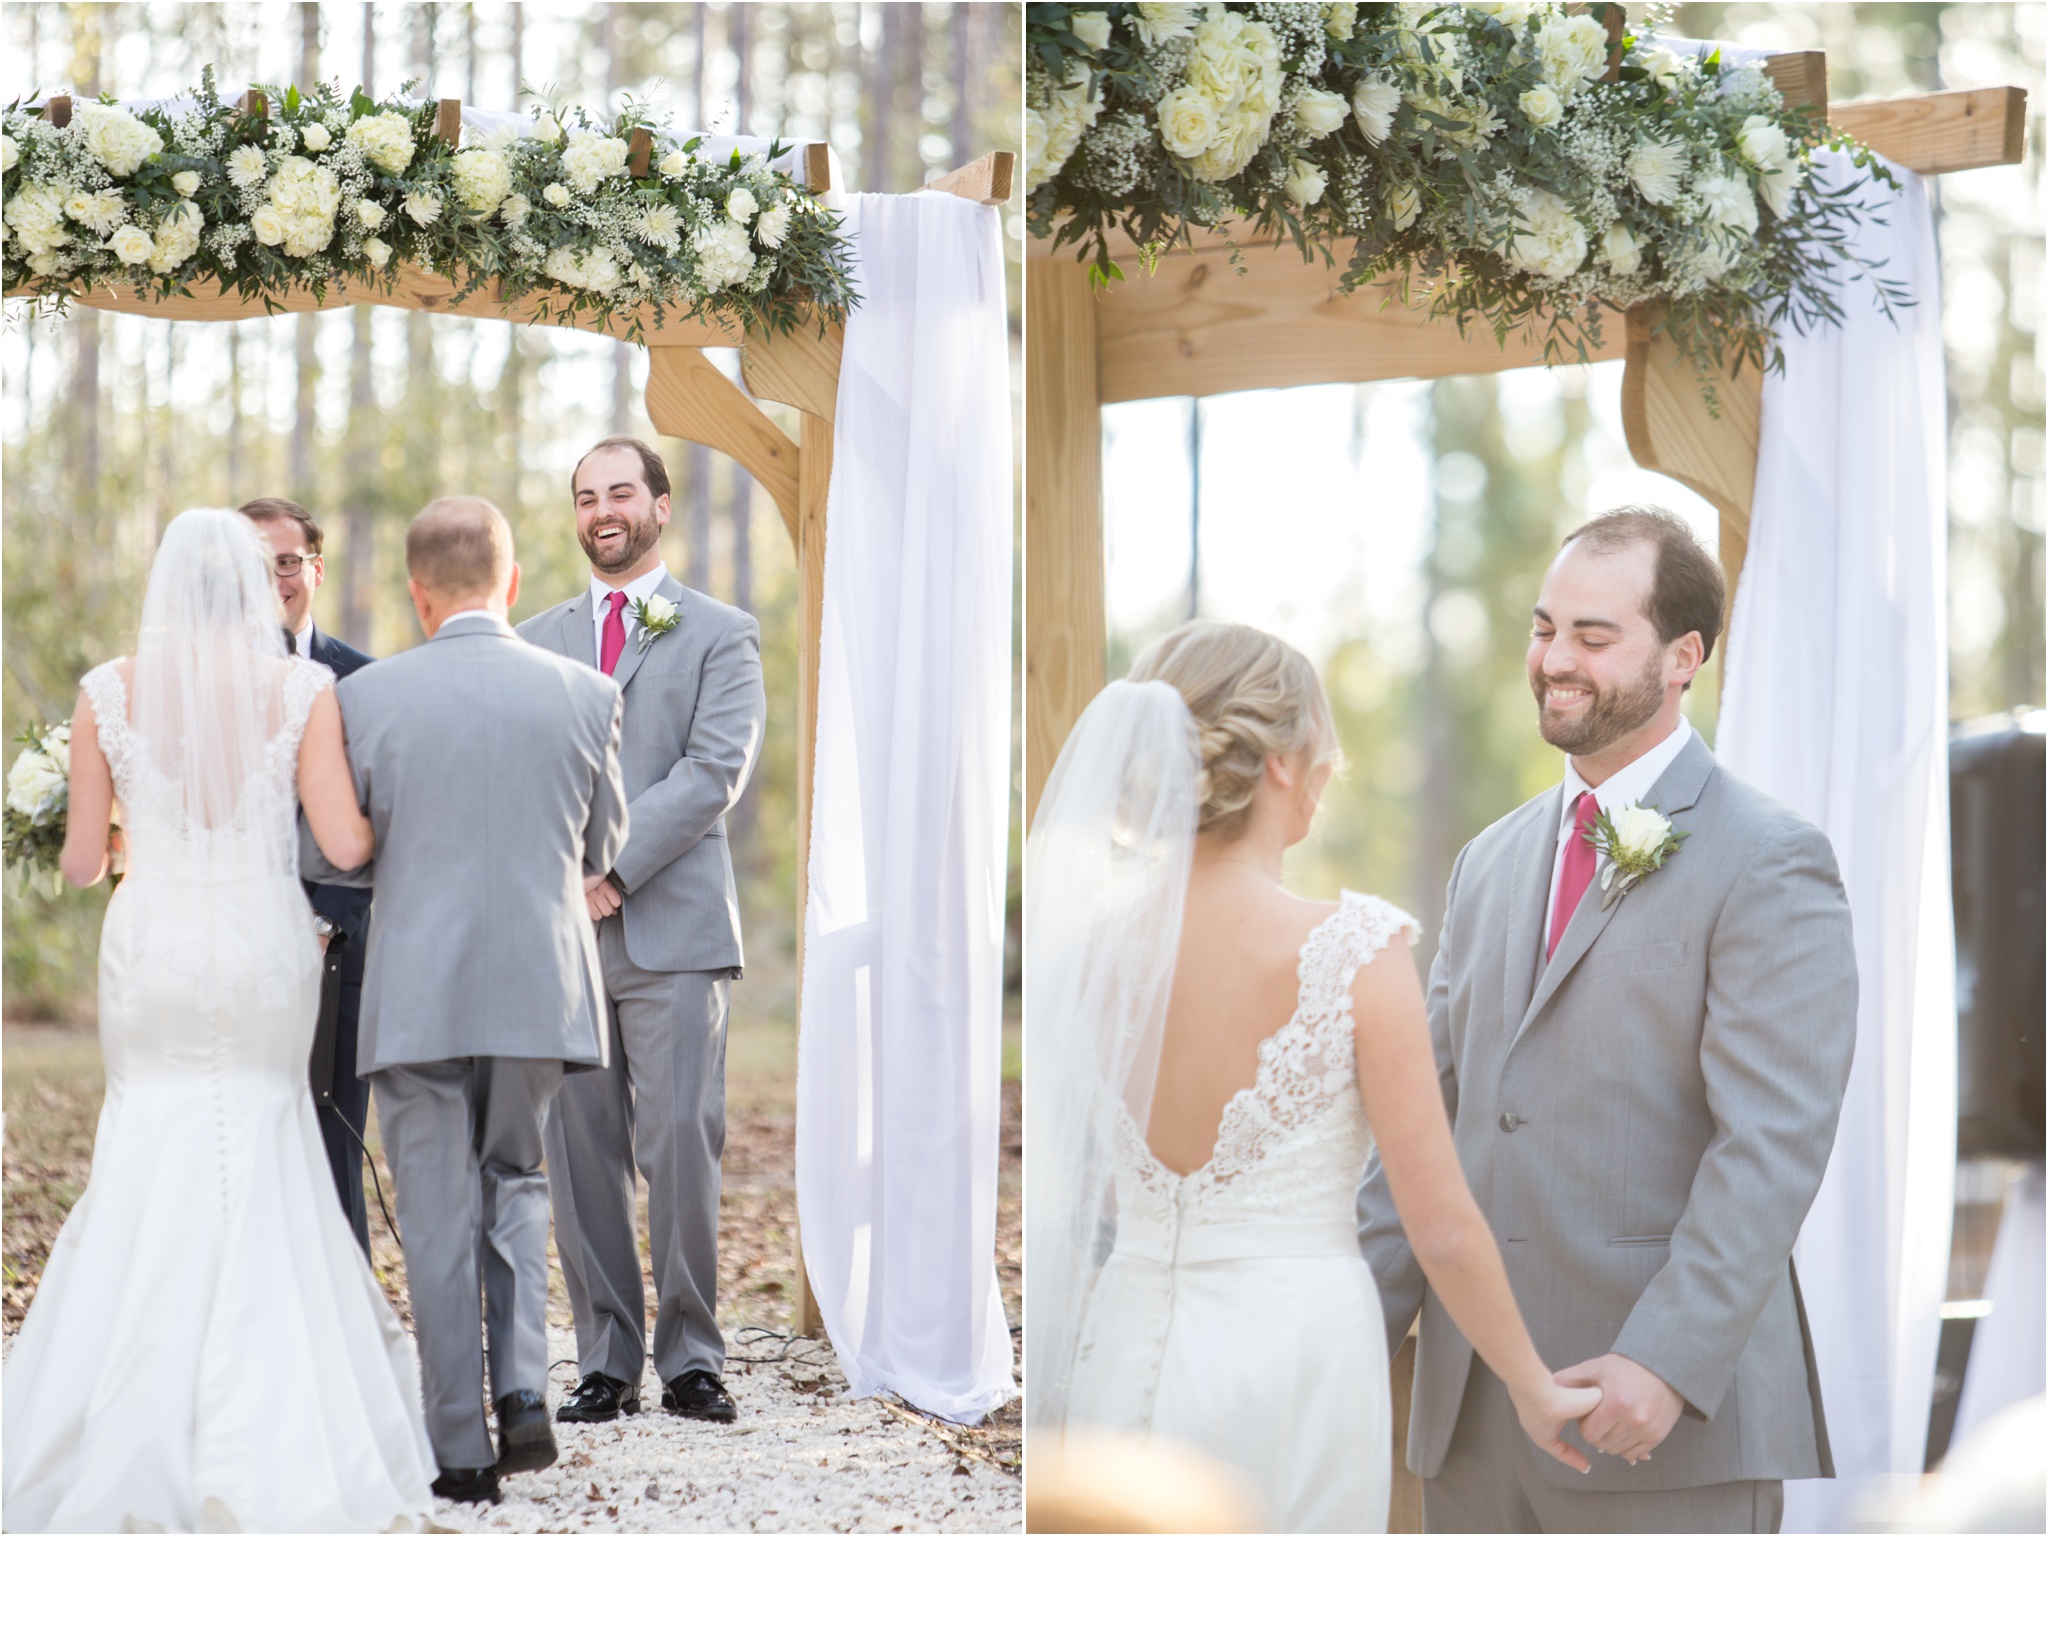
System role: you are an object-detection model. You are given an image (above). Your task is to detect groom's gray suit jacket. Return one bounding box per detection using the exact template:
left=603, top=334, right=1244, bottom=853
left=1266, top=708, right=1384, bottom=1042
left=516, top=575, right=763, bottom=972
left=300, top=618, right=629, bottom=1075
left=1356, top=733, right=1858, bottom=1492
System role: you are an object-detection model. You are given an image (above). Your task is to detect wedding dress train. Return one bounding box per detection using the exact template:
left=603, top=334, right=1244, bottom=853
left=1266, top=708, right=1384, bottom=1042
left=1067, top=891, right=1416, bottom=1533
left=2, top=659, right=435, bottom=1533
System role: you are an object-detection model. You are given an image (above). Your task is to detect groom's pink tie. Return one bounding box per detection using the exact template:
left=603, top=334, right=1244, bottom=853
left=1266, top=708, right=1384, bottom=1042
left=1548, top=792, right=1602, bottom=960
left=599, top=590, right=628, bottom=676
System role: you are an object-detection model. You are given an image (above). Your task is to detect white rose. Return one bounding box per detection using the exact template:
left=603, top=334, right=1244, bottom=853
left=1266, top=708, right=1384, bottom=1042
left=1610, top=804, right=1672, bottom=857
left=403, top=190, right=443, bottom=227
left=1132, top=3, right=1199, bottom=49
left=301, top=121, right=331, bottom=153
left=1755, top=161, right=1796, bottom=220
left=450, top=147, right=513, bottom=215
left=109, top=223, right=155, bottom=265
left=1518, top=84, right=1563, bottom=128
left=1351, top=78, right=1401, bottom=146
left=1070, top=11, right=1112, bottom=53
left=500, top=192, right=531, bottom=228
left=1533, top=13, right=1610, bottom=95
left=1505, top=188, right=1588, bottom=280
left=1284, top=159, right=1327, bottom=208
left=1293, top=88, right=1349, bottom=139
left=640, top=592, right=678, bottom=627
left=148, top=203, right=202, bottom=272
left=64, top=190, right=128, bottom=234
left=725, top=186, right=758, bottom=223
left=543, top=182, right=573, bottom=208
left=1, top=132, right=16, bottom=172
left=364, top=237, right=392, bottom=269
left=659, top=148, right=689, bottom=179
left=172, top=169, right=200, bottom=196
left=1387, top=182, right=1420, bottom=231
left=1600, top=221, right=1642, bottom=276
left=1324, top=4, right=1358, bottom=42
left=693, top=218, right=757, bottom=292
left=533, top=111, right=563, bottom=146
left=754, top=201, right=792, bottom=249
left=1467, top=2, right=1536, bottom=26
left=1156, top=86, right=1220, bottom=160
left=346, top=112, right=416, bottom=175
left=1023, top=106, right=1049, bottom=185
left=355, top=198, right=387, bottom=230
left=1636, top=44, right=1689, bottom=88
left=227, top=144, right=269, bottom=189
left=1696, top=166, right=1759, bottom=235
left=251, top=208, right=286, bottom=246
left=5, top=747, right=64, bottom=816
left=1737, top=115, right=1790, bottom=174
left=1627, top=138, right=1686, bottom=206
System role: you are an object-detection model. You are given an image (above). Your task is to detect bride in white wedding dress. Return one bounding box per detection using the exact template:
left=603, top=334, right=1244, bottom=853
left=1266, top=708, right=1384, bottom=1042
left=1027, top=622, right=1599, bottom=1532
left=2, top=509, right=434, bottom=1533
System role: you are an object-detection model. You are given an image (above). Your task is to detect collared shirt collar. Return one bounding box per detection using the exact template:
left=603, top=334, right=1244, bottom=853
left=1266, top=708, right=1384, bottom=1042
left=438, top=608, right=510, bottom=634
left=589, top=563, right=671, bottom=664
left=1558, top=715, right=1695, bottom=835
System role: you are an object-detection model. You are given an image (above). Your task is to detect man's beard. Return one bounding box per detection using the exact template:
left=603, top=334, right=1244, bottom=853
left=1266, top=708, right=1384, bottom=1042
left=1532, top=650, right=1666, bottom=755
left=577, top=511, right=660, bottom=574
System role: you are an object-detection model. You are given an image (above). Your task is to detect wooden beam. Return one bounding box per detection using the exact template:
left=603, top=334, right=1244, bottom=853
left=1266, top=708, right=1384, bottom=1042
left=46, top=268, right=743, bottom=345
left=791, top=409, right=834, bottom=1340
left=738, top=320, right=843, bottom=421
left=1833, top=86, right=2029, bottom=175
left=1094, top=247, right=1627, bottom=404
left=1024, top=257, right=1107, bottom=824
left=43, top=94, right=71, bottom=128
left=923, top=150, right=1016, bottom=206
left=436, top=98, right=462, bottom=146
left=627, top=126, right=653, bottom=179
left=642, top=347, right=801, bottom=546
left=802, top=142, right=833, bottom=194
left=1762, top=51, right=1828, bottom=115
left=241, top=87, right=268, bottom=121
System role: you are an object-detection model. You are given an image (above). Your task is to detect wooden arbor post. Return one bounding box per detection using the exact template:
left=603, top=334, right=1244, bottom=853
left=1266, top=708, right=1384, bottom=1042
left=1022, top=62, right=2029, bottom=821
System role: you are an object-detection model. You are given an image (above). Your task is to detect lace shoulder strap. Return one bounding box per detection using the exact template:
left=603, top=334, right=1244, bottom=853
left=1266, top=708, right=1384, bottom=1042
left=1296, top=891, right=1422, bottom=1020
left=79, top=660, right=135, bottom=783
left=273, top=656, right=334, bottom=773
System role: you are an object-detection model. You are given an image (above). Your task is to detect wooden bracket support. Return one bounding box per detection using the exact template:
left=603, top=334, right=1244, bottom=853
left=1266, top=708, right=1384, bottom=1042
left=740, top=322, right=844, bottom=423
left=435, top=97, right=462, bottom=146
left=642, top=347, right=801, bottom=547
left=43, top=94, right=71, bottom=127
left=922, top=150, right=1016, bottom=205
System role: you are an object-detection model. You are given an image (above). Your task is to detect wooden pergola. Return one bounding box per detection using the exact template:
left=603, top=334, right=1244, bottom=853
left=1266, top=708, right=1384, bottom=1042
left=24, top=93, right=1016, bottom=1338
left=1025, top=55, right=2024, bottom=1533
left=1024, top=57, right=2029, bottom=822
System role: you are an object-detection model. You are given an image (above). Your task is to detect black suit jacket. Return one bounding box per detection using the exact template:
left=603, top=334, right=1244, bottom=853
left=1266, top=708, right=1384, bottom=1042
left=295, top=625, right=375, bottom=963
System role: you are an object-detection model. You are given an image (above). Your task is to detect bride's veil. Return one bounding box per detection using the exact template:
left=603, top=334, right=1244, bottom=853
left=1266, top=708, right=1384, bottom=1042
left=131, top=508, right=289, bottom=829
left=1023, top=679, right=1199, bottom=1442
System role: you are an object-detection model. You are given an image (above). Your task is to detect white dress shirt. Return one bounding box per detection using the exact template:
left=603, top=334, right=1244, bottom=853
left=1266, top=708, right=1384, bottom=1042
left=1543, top=715, right=1694, bottom=954
left=588, top=564, right=670, bottom=667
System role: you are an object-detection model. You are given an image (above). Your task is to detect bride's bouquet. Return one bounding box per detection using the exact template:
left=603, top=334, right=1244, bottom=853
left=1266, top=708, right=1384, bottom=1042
left=5, top=720, right=77, bottom=880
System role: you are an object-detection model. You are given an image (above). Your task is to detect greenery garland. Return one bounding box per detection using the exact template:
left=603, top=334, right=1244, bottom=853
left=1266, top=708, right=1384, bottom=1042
left=2, top=70, right=856, bottom=340
left=1027, top=2, right=1906, bottom=381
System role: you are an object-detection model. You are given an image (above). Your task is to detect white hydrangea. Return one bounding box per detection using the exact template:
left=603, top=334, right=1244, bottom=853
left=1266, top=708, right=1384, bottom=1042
left=561, top=133, right=629, bottom=194
left=1284, top=159, right=1327, bottom=207
left=1033, top=62, right=1103, bottom=188
left=1627, top=138, right=1686, bottom=206
left=451, top=147, right=513, bottom=216
left=1696, top=166, right=1759, bottom=235
left=693, top=219, right=757, bottom=292
left=301, top=121, right=331, bottom=153
left=347, top=111, right=416, bottom=175
left=1070, top=11, right=1112, bottom=53
left=148, top=201, right=203, bottom=273
left=109, top=223, right=155, bottom=265
left=266, top=155, right=342, bottom=256
left=1518, top=84, right=1563, bottom=128
left=543, top=182, right=573, bottom=208
left=1533, top=13, right=1610, bottom=96
left=64, top=189, right=129, bottom=235
left=74, top=102, right=164, bottom=176
left=544, top=243, right=621, bottom=292
left=754, top=201, right=792, bottom=249
left=1132, top=3, right=1200, bottom=48
left=1172, top=9, right=1284, bottom=183
left=6, top=185, right=71, bottom=254
left=1293, top=87, right=1349, bottom=139
left=1351, top=78, right=1401, bottom=146
left=226, top=145, right=269, bottom=189
left=1505, top=188, right=1587, bottom=279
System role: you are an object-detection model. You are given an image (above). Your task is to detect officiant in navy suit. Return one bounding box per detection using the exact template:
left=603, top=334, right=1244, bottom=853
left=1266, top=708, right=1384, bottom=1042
left=241, top=496, right=377, bottom=1254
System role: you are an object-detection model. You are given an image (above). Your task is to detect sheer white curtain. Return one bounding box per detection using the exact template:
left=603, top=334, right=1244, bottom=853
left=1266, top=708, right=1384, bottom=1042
left=794, top=191, right=1017, bottom=1421
left=1717, top=151, right=1955, bottom=1531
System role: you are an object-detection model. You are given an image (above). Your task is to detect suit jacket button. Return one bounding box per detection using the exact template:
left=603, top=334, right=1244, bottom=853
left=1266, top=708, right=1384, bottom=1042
left=1499, top=1113, right=1520, bottom=1133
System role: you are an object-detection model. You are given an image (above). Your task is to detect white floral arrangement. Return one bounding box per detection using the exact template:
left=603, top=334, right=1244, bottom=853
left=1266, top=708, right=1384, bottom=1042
left=1026, top=3, right=1904, bottom=382
left=2, top=72, right=855, bottom=339
left=4, top=720, right=76, bottom=881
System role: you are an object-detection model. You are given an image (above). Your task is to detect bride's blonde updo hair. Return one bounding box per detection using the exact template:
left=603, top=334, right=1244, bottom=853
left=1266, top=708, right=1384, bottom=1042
left=1127, top=621, right=1340, bottom=840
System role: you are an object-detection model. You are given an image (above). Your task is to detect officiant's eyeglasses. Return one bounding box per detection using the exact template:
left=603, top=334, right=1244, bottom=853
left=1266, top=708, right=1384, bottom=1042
left=271, top=553, right=318, bottom=578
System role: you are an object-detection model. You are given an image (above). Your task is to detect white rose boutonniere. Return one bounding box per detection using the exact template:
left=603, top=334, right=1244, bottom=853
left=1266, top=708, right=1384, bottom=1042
left=1590, top=802, right=1688, bottom=907
left=631, top=592, right=682, bottom=650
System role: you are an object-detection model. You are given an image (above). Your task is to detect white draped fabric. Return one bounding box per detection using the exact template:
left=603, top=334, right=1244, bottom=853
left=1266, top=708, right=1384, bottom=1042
left=1716, top=152, right=1956, bottom=1532
left=794, top=192, right=1017, bottom=1421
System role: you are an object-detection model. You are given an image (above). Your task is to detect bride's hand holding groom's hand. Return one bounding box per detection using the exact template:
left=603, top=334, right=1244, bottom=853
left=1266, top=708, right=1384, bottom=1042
left=583, top=872, right=623, bottom=921
left=1509, top=1375, right=1605, bottom=1475
left=1552, top=1353, right=1685, bottom=1466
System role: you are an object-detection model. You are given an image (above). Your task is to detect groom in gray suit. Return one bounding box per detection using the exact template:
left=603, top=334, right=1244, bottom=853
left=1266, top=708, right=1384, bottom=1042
left=1357, top=506, right=1858, bottom=1532
left=519, top=438, right=765, bottom=1427
left=304, top=497, right=628, bottom=1504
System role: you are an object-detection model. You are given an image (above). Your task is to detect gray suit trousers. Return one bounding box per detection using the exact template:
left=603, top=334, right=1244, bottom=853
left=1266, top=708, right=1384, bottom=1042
left=543, top=917, right=729, bottom=1387
left=1425, top=1362, right=1784, bottom=1534
left=372, top=1056, right=560, bottom=1471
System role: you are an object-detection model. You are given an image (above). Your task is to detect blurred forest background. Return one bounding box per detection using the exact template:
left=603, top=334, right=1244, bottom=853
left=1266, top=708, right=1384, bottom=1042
left=2, top=1, right=1026, bottom=1021
left=1101, top=1, right=2043, bottom=965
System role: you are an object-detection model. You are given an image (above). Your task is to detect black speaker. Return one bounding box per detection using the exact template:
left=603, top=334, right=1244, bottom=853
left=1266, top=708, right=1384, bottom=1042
left=1950, top=713, right=2045, bottom=1158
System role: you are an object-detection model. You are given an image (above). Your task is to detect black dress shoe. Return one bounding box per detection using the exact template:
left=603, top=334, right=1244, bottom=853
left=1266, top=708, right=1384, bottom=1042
left=661, top=1370, right=737, bottom=1423
left=557, top=1372, right=642, bottom=1424
left=431, top=1467, right=501, bottom=1504
left=493, top=1389, right=559, bottom=1474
